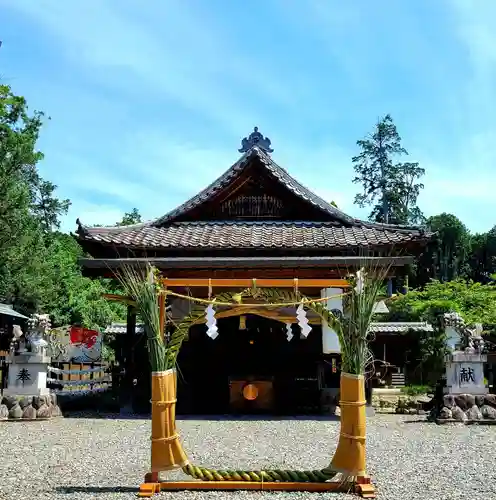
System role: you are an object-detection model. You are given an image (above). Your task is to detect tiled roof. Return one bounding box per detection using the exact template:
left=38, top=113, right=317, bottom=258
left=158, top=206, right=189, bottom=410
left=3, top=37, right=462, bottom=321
left=105, top=323, right=145, bottom=335
left=368, top=322, right=434, bottom=333
left=78, top=220, right=427, bottom=250
left=76, top=147, right=431, bottom=250
left=154, top=147, right=356, bottom=226
left=0, top=303, right=28, bottom=319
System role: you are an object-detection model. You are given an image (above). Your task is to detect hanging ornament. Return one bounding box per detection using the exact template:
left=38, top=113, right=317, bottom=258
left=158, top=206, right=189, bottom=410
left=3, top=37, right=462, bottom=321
left=205, top=303, right=218, bottom=339
left=354, top=268, right=366, bottom=295
left=285, top=323, right=293, bottom=342
left=296, top=302, right=312, bottom=338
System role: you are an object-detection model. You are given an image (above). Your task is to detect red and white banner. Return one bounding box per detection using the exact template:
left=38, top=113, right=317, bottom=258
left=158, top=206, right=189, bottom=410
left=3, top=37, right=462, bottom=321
left=49, top=326, right=103, bottom=362
left=68, top=326, right=102, bottom=362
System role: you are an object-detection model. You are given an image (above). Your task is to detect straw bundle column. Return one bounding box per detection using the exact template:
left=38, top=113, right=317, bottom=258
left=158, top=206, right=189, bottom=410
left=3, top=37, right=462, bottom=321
left=150, top=368, right=189, bottom=473
left=330, top=372, right=366, bottom=476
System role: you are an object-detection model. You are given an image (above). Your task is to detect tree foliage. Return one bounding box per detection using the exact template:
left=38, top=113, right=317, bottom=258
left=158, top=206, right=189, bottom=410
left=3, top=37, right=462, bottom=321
left=0, top=83, right=122, bottom=332
left=386, top=279, right=496, bottom=384
left=422, top=213, right=471, bottom=283
left=465, top=226, right=496, bottom=283
left=387, top=279, right=496, bottom=327
left=117, top=208, right=142, bottom=226
left=352, top=114, right=425, bottom=225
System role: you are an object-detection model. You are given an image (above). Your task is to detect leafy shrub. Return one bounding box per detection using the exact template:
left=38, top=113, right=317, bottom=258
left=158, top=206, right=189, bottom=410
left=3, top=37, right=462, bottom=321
left=401, top=385, right=432, bottom=396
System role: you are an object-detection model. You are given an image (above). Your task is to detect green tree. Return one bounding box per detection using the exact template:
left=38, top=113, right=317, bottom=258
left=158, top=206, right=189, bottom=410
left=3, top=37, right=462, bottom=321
left=419, top=213, right=471, bottom=283
left=117, top=208, right=142, bottom=226
left=0, top=83, right=122, bottom=335
left=0, top=84, right=70, bottom=232
left=41, top=233, right=124, bottom=329
left=386, top=279, right=496, bottom=383
left=352, top=114, right=425, bottom=225
left=387, top=278, right=496, bottom=326
left=466, top=226, right=496, bottom=283
left=33, top=179, right=71, bottom=232
left=0, top=84, right=52, bottom=309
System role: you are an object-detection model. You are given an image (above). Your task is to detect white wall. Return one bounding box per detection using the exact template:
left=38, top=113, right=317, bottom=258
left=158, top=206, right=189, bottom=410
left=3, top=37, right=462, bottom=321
left=321, top=288, right=343, bottom=353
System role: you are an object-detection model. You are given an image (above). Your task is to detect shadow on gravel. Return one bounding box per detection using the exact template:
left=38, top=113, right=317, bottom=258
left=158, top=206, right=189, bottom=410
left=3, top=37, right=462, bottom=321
left=55, top=486, right=137, bottom=494
left=63, top=411, right=150, bottom=420
left=177, top=414, right=341, bottom=422
left=62, top=412, right=341, bottom=422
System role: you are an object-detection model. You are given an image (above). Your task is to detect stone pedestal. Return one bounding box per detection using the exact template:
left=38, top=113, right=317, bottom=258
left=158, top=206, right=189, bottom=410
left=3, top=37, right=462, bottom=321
left=430, top=351, right=495, bottom=423
left=4, top=353, right=51, bottom=397
left=0, top=353, right=62, bottom=421
left=444, top=352, right=487, bottom=395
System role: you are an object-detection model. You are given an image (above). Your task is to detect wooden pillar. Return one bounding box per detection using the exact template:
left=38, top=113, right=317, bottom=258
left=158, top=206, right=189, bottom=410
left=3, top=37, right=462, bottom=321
left=121, top=304, right=137, bottom=413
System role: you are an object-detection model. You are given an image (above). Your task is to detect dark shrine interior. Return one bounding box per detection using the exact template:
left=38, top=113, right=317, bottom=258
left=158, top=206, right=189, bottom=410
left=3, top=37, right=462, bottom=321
left=128, top=315, right=331, bottom=415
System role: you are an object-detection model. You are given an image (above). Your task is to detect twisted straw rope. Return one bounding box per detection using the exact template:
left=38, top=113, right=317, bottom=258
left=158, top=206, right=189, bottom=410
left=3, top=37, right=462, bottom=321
left=182, top=464, right=338, bottom=482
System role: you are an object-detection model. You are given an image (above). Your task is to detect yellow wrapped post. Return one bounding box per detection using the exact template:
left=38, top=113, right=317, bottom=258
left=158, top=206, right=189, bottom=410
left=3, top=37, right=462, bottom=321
left=150, top=368, right=189, bottom=473
left=330, top=372, right=366, bottom=476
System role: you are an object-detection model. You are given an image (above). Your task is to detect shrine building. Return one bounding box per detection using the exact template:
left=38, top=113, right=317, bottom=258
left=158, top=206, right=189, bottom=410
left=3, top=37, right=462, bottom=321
left=76, top=128, right=432, bottom=414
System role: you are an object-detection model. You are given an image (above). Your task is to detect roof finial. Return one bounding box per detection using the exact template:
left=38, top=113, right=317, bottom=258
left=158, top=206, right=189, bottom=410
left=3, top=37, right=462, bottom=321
left=239, top=126, right=274, bottom=154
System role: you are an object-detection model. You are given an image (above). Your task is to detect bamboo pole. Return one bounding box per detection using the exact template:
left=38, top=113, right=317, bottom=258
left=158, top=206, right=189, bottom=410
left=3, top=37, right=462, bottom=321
left=329, top=373, right=367, bottom=476
left=150, top=369, right=189, bottom=474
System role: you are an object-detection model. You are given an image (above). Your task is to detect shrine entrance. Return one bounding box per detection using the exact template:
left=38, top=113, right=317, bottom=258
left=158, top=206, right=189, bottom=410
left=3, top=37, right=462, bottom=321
left=176, top=314, right=323, bottom=415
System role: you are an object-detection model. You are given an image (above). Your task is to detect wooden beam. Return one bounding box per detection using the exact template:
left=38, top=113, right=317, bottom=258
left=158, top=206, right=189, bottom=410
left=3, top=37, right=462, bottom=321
left=192, top=307, right=322, bottom=325
left=159, top=278, right=350, bottom=288
left=138, top=480, right=375, bottom=497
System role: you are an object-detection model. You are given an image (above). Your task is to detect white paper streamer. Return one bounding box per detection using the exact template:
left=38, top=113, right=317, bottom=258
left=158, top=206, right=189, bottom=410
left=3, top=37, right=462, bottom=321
left=205, top=304, right=219, bottom=339
left=296, top=303, right=312, bottom=338
left=285, top=323, right=294, bottom=342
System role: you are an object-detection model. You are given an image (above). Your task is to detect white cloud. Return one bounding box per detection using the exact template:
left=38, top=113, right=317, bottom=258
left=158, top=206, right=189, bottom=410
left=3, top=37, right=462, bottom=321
left=5, top=0, right=496, bottom=235
left=3, top=0, right=324, bottom=133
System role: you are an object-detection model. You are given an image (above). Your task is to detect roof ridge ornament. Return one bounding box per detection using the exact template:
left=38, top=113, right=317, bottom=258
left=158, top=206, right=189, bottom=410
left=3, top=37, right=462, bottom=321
left=239, top=126, right=274, bottom=154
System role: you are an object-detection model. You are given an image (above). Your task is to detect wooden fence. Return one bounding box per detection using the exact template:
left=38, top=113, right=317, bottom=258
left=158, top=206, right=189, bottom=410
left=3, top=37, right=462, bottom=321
left=0, top=353, right=113, bottom=395
left=47, top=362, right=112, bottom=393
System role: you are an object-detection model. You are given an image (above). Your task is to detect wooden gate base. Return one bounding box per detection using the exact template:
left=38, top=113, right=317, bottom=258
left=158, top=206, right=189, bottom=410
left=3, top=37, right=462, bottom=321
left=138, top=475, right=375, bottom=498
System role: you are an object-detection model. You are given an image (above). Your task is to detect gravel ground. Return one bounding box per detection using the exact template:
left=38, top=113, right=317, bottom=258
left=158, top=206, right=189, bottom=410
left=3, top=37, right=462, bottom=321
left=1, top=414, right=495, bottom=500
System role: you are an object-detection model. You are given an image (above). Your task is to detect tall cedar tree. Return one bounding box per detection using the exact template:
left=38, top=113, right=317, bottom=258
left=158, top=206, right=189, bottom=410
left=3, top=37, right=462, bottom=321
left=352, top=114, right=425, bottom=225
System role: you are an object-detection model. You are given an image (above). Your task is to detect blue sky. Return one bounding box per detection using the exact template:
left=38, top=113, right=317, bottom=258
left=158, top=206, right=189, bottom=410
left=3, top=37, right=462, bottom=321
left=1, top=0, right=495, bottom=233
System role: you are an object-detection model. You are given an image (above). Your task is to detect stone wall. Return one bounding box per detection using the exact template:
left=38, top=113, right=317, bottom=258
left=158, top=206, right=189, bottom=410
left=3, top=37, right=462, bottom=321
left=0, top=394, right=62, bottom=420
left=431, top=393, right=496, bottom=423
left=371, top=393, right=431, bottom=415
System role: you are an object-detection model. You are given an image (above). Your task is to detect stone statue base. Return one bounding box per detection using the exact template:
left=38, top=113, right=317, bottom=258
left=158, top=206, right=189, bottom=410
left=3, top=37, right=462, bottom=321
left=4, top=353, right=51, bottom=397
left=0, top=393, right=62, bottom=421
left=429, top=393, right=496, bottom=424
left=445, top=351, right=487, bottom=395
